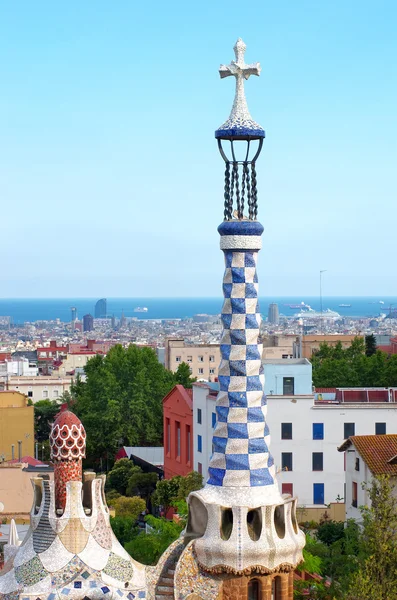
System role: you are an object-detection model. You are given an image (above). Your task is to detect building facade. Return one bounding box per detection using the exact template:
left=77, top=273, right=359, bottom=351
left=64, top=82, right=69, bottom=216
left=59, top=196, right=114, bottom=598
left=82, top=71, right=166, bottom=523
left=338, top=434, right=397, bottom=521
left=83, top=314, right=94, bottom=332
left=267, top=302, right=279, bottom=325
left=163, top=385, right=193, bottom=479
left=0, top=391, right=34, bottom=461
left=263, top=358, right=312, bottom=396
left=301, top=334, right=363, bottom=359
left=94, top=298, right=107, bottom=318
left=7, top=376, right=73, bottom=403
left=165, top=338, right=221, bottom=381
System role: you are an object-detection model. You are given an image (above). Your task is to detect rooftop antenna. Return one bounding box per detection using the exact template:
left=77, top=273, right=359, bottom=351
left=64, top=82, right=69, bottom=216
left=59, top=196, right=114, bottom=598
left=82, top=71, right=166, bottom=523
left=320, top=270, right=327, bottom=334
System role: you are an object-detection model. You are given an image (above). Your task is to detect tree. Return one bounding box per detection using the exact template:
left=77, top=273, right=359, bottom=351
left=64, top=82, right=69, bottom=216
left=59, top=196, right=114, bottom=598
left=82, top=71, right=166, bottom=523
left=126, top=472, right=158, bottom=504
left=365, top=334, right=377, bottom=357
left=125, top=515, right=183, bottom=565
left=177, top=470, right=203, bottom=499
left=152, top=471, right=203, bottom=514
left=174, top=362, right=196, bottom=388
left=112, top=496, right=146, bottom=519
left=316, top=520, right=345, bottom=547
left=34, top=400, right=60, bottom=442
left=346, top=475, right=397, bottom=600
left=71, top=345, right=175, bottom=462
left=106, top=459, right=141, bottom=495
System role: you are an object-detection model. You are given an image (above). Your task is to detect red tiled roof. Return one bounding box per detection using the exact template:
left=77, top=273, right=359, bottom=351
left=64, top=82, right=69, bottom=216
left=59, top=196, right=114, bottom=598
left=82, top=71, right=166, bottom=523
left=6, top=456, right=46, bottom=467
left=315, top=388, right=336, bottom=393
left=338, top=434, right=397, bottom=475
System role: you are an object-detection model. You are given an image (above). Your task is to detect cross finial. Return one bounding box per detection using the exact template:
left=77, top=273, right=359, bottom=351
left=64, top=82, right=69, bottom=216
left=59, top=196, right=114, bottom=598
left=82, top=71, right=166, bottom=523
left=215, top=39, right=265, bottom=139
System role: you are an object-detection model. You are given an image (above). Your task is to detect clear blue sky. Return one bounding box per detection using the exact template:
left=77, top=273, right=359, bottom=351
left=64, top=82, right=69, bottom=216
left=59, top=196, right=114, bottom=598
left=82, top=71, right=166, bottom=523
left=1, top=1, right=396, bottom=298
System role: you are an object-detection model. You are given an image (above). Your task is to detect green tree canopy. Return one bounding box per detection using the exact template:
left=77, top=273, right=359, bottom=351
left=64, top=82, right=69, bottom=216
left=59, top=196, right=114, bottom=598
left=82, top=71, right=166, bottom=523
left=126, top=472, right=158, bottom=504
left=112, top=495, right=146, bottom=519
left=125, top=515, right=183, bottom=565
left=34, top=399, right=60, bottom=442
left=311, top=337, right=397, bottom=388
left=106, top=458, right=141, bottom=495
left=71, top=344, right=175, bottom=461
left=174, top=362, right=197, bottom=388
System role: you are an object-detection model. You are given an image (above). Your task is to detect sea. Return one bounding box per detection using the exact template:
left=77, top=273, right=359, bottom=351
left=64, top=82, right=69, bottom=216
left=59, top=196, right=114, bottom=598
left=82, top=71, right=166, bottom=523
left=0, top=297, right=396, bottom=324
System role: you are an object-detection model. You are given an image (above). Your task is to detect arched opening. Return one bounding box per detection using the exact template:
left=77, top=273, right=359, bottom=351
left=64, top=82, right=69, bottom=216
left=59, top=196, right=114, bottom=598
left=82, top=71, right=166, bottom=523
left=82, top=472, right=95, bottom=516
left=274, top=504, right=285, bottom=539
left=271, top=576, right=282, bottom=600
left=220, top=507, right=233, bottom=540
left=247, top=508, right=262, bottom=541
left=32, top=478, right=43, bottom=515
left=248, top=578, right=261, bottom=600
left=184, top=496, right=208, bottom=544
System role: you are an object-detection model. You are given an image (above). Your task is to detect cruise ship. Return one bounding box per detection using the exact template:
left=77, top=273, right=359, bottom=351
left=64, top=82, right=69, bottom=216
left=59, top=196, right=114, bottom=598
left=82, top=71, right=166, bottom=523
left=294, top=306, right=341, bottom=320
left=134, top=307, right=148, bottom=313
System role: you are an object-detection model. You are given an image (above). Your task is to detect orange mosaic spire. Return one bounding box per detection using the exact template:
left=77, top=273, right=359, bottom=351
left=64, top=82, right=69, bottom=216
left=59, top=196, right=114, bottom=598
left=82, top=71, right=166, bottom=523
left=49, top=409, right=86, bottom=511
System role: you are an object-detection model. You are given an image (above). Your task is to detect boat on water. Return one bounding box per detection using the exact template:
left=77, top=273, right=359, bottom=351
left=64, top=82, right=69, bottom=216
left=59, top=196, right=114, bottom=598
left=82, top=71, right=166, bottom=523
left=134, top=307, right=148, bottom=313
left=339, top=304, right=352, bottom=308
left=294, top=307, right=341, bottom=319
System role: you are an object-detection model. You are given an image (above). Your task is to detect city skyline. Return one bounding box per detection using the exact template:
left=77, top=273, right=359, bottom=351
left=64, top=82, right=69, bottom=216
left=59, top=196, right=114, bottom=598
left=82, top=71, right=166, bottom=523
left=1, top=0, right=396, bottom=297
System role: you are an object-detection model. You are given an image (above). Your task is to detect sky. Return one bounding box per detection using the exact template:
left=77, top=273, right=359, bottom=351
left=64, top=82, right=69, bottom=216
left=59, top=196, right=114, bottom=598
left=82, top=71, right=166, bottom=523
left=0, top=0, right=396, bottom=298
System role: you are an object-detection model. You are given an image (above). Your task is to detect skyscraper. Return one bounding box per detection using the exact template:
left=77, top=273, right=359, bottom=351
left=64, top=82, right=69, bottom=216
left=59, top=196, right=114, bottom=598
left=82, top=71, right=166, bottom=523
left=94, top=298, right=107, bottom=318
left=83, top=314, right=94, bottom=332
left=268, top=302, right=279, bottom=324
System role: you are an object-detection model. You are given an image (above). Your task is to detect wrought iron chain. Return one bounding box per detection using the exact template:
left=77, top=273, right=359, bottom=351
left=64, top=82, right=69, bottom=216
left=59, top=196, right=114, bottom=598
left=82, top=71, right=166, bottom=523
left=233, top=162, right=241, bottom=218
left=223, top=162, right=232, bottom=220
left=251, top=162, right=258, bottom=220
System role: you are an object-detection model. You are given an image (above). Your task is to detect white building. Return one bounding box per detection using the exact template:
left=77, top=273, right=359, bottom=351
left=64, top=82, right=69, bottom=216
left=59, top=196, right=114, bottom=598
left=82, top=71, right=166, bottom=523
left=7, top=376, right=73, bottom=403
left=338, top=434, right=397, bottom=521
left=263, top=358, right=312, bottom=396
left=192, top=368, right=397, bottom=507
left=0, top=359, right=38, bottom=379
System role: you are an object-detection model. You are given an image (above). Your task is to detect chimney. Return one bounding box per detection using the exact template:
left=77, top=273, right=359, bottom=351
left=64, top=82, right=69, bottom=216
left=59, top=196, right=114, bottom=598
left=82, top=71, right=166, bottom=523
left=11, top=444, right=15, bottom=460
left=18, top=440, right=22, bottom=462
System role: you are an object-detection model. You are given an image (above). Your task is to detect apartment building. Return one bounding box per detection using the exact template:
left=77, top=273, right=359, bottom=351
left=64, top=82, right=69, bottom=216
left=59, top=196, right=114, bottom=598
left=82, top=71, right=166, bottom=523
left=7, top=376, right=73, bottom=403
left=191, top=360, right=397, bottom=506
left=0, top=391, right=34, bottom=461
left=163, top=385, right=193, bottom=479
left=165, top=338, right=220, bottom=381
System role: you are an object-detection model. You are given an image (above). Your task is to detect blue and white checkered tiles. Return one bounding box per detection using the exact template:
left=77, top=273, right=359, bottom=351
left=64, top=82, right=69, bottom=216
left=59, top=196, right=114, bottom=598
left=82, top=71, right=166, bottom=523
left=207, top=248, right=274, bottom=488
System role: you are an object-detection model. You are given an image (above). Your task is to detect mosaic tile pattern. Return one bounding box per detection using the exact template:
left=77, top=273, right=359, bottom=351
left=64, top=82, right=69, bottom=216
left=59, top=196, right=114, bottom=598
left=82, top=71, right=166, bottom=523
left=14, top=557, right=47, bottom=587
left=59, top=520, right=90, bottom=555
left=207, top=223, right=275, bottom=488
left=215, top=39, right=265, bottom=139
left=92, top=486, right=112, bottom=550
left=32, top=480, right=57, bottom=554
left=102, top=553, right=134, bottom=583
left=50, top=556, right=86, bottom=588
left=175, top=543, right=221, bottom=600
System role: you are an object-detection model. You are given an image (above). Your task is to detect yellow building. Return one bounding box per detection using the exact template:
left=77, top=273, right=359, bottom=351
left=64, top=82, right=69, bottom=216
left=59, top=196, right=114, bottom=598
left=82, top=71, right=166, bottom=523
left=0, top=391, right=34, bottom=461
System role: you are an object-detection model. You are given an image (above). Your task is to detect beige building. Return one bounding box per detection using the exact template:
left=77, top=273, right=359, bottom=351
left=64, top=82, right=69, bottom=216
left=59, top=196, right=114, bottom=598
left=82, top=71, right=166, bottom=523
left=301, top=334, right=363, bottom=359
left=165, top=339, right=221, bottom=381
left=7, top=376, right=73, bottom=403
left=54, top=352, right=94, bottom=377
left=261, top=334, right=300, bottom=359
left=0, top=462, right=53, bottom=518
left=0, top=392, right=34, bottom=461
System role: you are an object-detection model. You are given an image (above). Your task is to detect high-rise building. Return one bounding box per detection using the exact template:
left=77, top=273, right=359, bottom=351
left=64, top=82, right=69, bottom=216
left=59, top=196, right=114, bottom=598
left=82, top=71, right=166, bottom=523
left=268, top=302, right=279, bottom=324
left=83, top=314, right=94, bottom=332
left=94, top=298, right=107, bottom=318
left=70, top=307, right=77, bottom=322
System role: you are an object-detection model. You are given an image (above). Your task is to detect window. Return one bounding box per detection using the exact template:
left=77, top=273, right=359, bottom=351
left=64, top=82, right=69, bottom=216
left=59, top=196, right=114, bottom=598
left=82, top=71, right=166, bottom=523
left=281, top=452, right=293, bottom=472
left=27, top=391, right=33, bottom=398
left=313, top=423, right=324, bottom=440
left=166, top=419, right=170, bottom=454
left=176, top=422, right=181, bottom=458
left=186, top=425, right=191, bottom=463
left=198, top=435, right=202, bottom=453
left=283, top=377, right=294, bottom=395
left=282, top=483, right=293, bottom=496
left=376, top=422, right=386, bottom=435
left=352, top=482, right=358, bottom=508
left=313, top=483, right=325, bottom=505
left=197, top=408, right=202, bottom=424
left=175, top=356, right=181, bottom=363
left=198, top=355, right=204, bottom=362
left=212, top=412, right=216, bottom=428
left=197, top=462, right=202, bottom=474
left=198, top=368, right=204, bottom=375
left=282, top=354, right=288, bottom=359
left=281, top=423, right=292, bottom=440
left=43, top=390, right=48, bottom=398
left=355, top=457, right=360, bottom=471
left=209, top=368, right=215, bottom=374
left=312, top=452, right=323, bottom=471
left=187, top=355, right=192, bottom=363
left=53, top=390, right=59, bottom=398
left=209, top=355, right=215, bottom=362
left=344, top=423, right=355, bottom=439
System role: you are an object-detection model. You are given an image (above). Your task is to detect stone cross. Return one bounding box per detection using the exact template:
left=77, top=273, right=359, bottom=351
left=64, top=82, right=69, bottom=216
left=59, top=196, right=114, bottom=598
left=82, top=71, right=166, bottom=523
left=218, top=39, right=262, bottom=133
